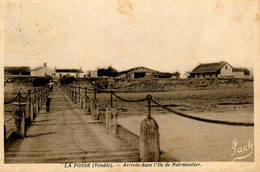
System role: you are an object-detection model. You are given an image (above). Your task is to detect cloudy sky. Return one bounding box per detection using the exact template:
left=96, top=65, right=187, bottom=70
left=4, top=0, right=258, bottom=75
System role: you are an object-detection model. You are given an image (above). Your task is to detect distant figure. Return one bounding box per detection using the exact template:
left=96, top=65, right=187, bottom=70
left=46, top=97, right=51, bottom=112
left=49, top=82, right=54, bottom=93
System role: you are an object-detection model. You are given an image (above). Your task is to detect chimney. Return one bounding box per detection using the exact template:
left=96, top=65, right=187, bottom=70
left=54, top=66, right=56, bottom=70
left=44, top=62, right=47, bottom=67
left=80, top=66, right=82, bottom=70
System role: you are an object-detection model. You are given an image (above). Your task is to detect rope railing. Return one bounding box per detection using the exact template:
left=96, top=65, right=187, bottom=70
left=4, top=117, right=14, bottom=123
left=4, top=85, right=53, bottom=142
left=6, top=87, right=50, bottom=103
left=5, top=92, right=29, bottom=104
left=4, top=80, right=9, bottom=87
left=62, top=84, right=254, bottom=127
left=110, top=91, right=254, bottom=127
left=150, top=98, right=254, bottom=127
left=4, top=94, right=20, bottom=104
left=60, top=83, right=254, bottom=162
left=20, top=93, right=30, bottom=99
left=13, top=87, right=48, bottom=95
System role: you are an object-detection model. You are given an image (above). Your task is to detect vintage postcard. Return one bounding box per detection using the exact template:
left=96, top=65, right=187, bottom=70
left=0, top=0, right=259, bottom=171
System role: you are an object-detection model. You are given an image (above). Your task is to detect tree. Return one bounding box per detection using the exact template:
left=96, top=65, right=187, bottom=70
left=97, top=66, right=119, bottom=78
left=172, top=71, right=180, bottom=78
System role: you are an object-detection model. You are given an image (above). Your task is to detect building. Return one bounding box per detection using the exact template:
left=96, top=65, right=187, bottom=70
left=233, top=68, right=251, bottom=78
left=87, top=70, right=98, bottom=78
left=31, top=63, right=53, bottom=76
left=52, top=67, right=84, bottom=79
left=152, top=72, right=180, bottom=79
left=120, top=66, right=159, bottom=79
left=4, top=66, right=31, bottom=76
left=189, top=61, right=233, bottom=78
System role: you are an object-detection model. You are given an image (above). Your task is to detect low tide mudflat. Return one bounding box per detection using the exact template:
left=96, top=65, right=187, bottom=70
left=95, top=86, right=254, bottom=162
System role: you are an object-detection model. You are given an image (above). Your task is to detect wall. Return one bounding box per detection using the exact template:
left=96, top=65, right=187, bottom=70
left=220, top=63, right=233, bottom=77
left=99, top=114, right=176, bottom=162
left=31, top=67, right=47, bottom=76
left=88, top=70, right=98, bottom=78
left=54, top=72, right=84, bottom=78
left=233, top=71, right=245, bottom=78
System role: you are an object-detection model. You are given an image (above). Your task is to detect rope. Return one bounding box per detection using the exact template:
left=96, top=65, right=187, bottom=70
left=4, top=94, right=20, bottom=104
left=150, top=98, right=254, bottom=127
left=68, top=87, right=76, bottom=91
left=20, top=93, right=30, bottom=99
left=13, top=92, right=31, bottom=94
left=96, top=89, right=111, bottom=93
left=4, top=80, right=9, bottom=87
left=62, top=84, right=253, bottom=127
left=4, top=117, right=14, bottom=123
left=86, top=88, right=95, bottom=91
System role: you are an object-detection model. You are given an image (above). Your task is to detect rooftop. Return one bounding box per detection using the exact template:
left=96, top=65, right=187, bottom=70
left=4, top=66, right=31, bottom=72
left=55, top=69, right=83, bottom=73
left=233, top=68, right=249, bottom=72
left=32, top=66, right=45, bottom=71
left=190, top=61, right=231, bottom=74
left=120, top=66, right=159, bottom=74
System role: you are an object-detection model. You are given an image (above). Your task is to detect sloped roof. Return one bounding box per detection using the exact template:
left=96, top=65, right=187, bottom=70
left=55, top=69, right=83, bottom=73
left=233, top=68, right=248, bottom=72
left=190, top=61, right=231, bottom=74
left=120, top=66, right=159, bottom=74
left=4, top=66, right=31, bottom=72
left=32, top=66, right=45, bottom=71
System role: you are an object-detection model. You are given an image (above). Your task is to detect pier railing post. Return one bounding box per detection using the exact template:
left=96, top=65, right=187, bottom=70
left=71, top=87, right=74, bottom=100
left=4, top=124, right=6, bottom=146
left=105, top=107, right=118, bottom=135
left=106, top=108, right=109, bottom=133
left=37, top=88, right=40, bottom=112
left=86, top=97, right=91, bottom=113
left=140, top=95, right=160, bottom=162
left=80, top=94, right=83, bottom=108
left=74, top=86, right=77, bottom=104
left=91, top=98, right=99, bottom=120
left=110, top=91, right=113, bottom=108
left=30, top=97, right=34, bottom=122
left=34, top=89, right=38, bottom=116
left=83, top=88, right=87, bottom=109
left=109, top=108, right=117, bottom=135
left=72, top=86, right=74, bottom=102
left=77, top=87, right=81, bottom=108
left=13, top=93, right=26, bottom=138
left=94, top=88, right=97, bottom=99
left=77, top=87, right=79, bottom=106
left=41, top=87, right=43, bottom=105
left=26, top=90, right=32, bottom=123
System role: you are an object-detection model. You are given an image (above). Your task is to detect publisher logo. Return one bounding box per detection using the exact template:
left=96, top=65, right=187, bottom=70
left=231, top=139, right=253, bottom=162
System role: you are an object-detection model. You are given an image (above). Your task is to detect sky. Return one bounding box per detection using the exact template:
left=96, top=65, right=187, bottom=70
left=4, top=0, right=258, bottom=75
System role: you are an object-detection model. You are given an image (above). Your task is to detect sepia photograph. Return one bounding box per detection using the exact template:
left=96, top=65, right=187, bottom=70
left=1, top=0, right=259, bottom=171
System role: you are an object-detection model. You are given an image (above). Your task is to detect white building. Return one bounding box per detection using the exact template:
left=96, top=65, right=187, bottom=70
left=4, top=66, right=31, bottom=76
left=233, top=68, right=252, bottom=78
left=31, top=63, right=53, bottom=76
left=52, top=67, right=84, bottom=79
left=120, top=66, right=159, bottom=79
left=189, top=61, right=234, bottom=78
left=87, top=70, right=98, bottom=78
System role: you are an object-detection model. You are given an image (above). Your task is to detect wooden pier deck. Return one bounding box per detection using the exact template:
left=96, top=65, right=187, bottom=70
left=5, top=88, right=140, bottom=163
